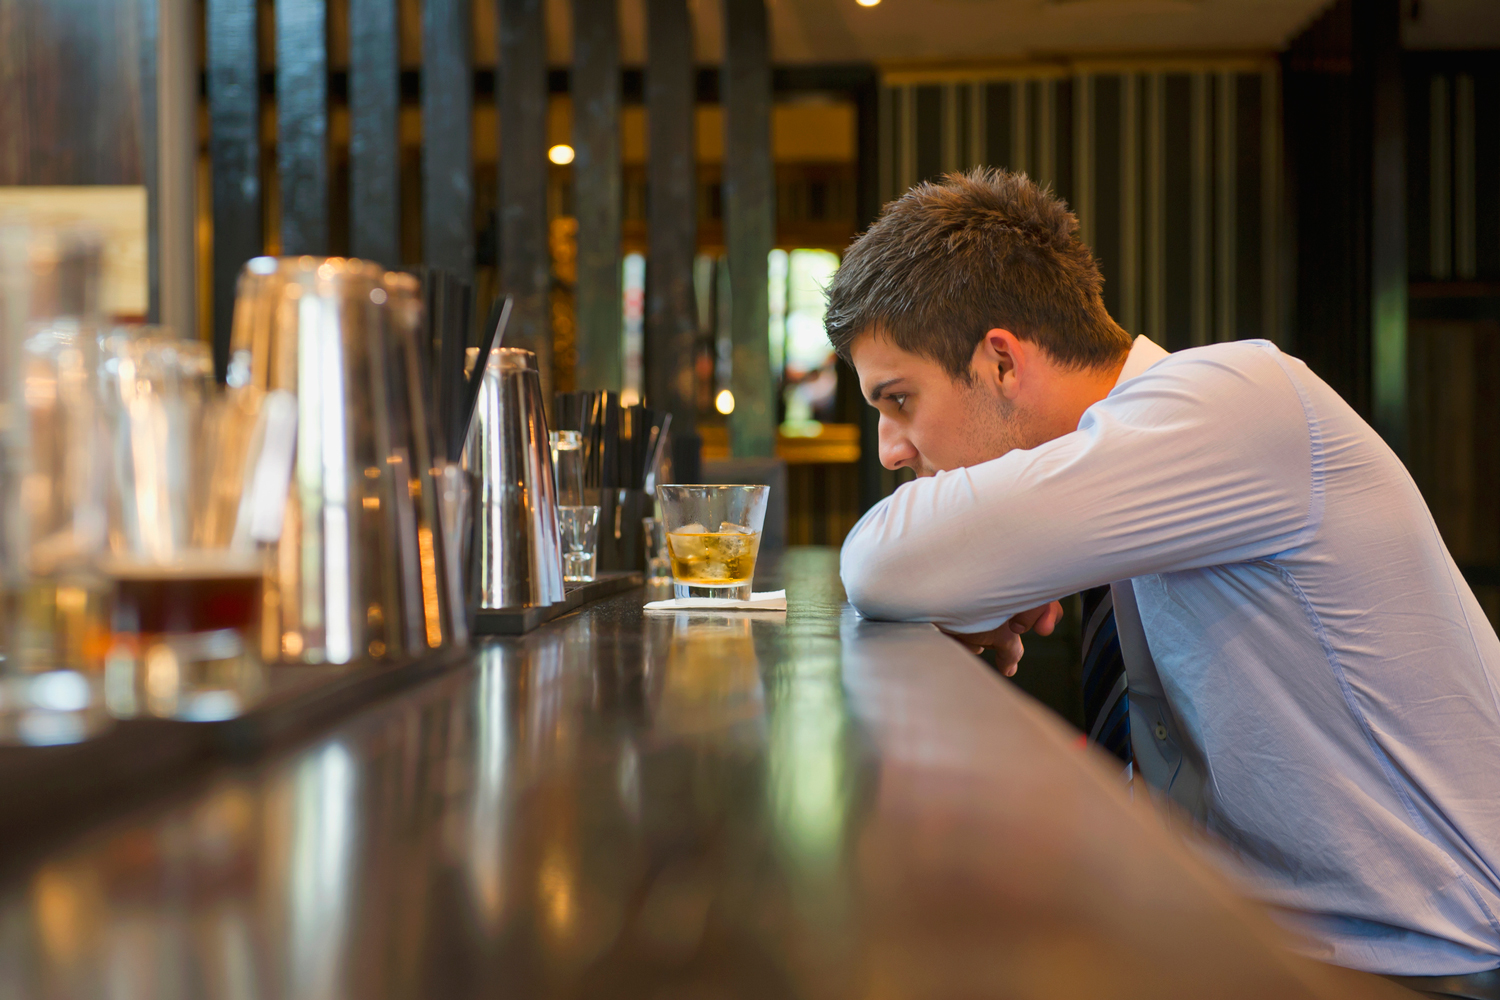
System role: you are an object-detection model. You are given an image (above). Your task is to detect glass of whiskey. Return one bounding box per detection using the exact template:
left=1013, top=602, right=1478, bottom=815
left=655, top=485, right=769, bottom=600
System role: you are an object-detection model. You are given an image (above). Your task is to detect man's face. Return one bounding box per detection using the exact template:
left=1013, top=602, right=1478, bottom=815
left=850, top=331, right=1041, bottom=476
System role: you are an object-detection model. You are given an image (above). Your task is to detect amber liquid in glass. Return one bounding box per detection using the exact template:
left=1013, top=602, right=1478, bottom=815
left=109, top=566, right=262, bottom=636
left=666, top=531, right=762, bottom=586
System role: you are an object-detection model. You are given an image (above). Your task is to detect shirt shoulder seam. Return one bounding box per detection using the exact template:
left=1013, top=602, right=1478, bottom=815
left=1264, top=348, right=1325, bottom=544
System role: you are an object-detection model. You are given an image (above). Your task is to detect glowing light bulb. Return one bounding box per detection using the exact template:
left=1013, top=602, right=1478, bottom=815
left=715, top=389, right=735, bottom=415
left=548, top=144, right=575, bottom=165
left=856, top=0, right=881, bottom=6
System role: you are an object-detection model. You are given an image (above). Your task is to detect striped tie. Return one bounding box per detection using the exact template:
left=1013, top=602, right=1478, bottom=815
left=1081, top=585, right=1133, bottom=770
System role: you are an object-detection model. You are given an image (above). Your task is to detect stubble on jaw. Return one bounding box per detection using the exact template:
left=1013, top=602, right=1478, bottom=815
left=947, top=379, right=1035, bottom=472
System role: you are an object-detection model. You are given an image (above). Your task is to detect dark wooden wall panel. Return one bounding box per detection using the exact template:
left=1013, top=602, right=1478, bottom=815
left=208, top=0, right=263, bottom=376
left=422, top=0, right=472, bottom=281
left=914, top=85, right=941, bottom=185
left=276, top=0, right=329, bottom=255
left=644, top=0, right=698, bottom=444
left=722, top=0, right=775, bottom=458
left=498, top=0, right=552, bottom=392
left=349, top=0, right=400, bottom=266
left=571, top=0, right=622, bottom=391
left=0, top=0, right=145, bottom=185
left=1283, top=0, right=1368, bottom=417
left=985, top=82, right=1012, bottom=169
left=1162, top=74, right=1193, bottom=352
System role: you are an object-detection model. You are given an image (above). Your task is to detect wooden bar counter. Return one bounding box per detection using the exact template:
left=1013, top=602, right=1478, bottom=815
left=0, top=549, right=1413, bottom=998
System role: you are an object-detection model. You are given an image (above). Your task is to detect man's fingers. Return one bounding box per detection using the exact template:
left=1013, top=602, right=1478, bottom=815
left=1006, top=600, right=1066, bottom=636
left=996, top=632, right=1024, bottom=676
left=1033, top=600, right=1064, bottom=637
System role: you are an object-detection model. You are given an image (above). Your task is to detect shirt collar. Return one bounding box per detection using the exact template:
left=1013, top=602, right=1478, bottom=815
left=1114, top=335, right=1170, bottom=389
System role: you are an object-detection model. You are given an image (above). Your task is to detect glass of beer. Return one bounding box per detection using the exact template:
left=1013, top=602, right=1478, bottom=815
left=97, top=335, right=266, bottom=721
left=655, top=485, right=768, bottom=600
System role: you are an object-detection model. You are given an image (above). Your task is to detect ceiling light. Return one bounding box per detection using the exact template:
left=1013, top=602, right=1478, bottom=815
left=856, top=0, right=881, bottom=6
left=548, top=144, right=575, bottom=165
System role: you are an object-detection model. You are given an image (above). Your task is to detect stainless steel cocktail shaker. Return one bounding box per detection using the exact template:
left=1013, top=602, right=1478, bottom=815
left=465, top=347, right=565, bottom=609
left=226, top=256, right=462, bottom=664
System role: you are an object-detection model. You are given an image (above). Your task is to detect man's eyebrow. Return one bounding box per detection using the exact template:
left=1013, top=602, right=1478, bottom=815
left=867, top=377, right=904, bottom=403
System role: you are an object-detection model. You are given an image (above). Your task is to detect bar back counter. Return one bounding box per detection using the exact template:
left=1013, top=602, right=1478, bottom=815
left=0, top=549, right=1413, bottom=999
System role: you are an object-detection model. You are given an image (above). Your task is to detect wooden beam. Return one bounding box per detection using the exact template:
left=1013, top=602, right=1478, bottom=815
left=498, top=0, right=551, bottom=395
left=275, top=0, right=328, bottom=255
left=571, top=0, right=622, bottom=391
left=349, top=0, right=399, bottom=267
left=207, top=0, right=261, bottom=376
left=422, top=0, right=473, bottom=282
left=722, top=0, right=775, bottom=458
left=645, top=0, right=698, bottom=436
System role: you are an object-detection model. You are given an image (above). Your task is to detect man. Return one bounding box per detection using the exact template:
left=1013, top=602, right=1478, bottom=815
left=832, top=167, right=1500, bottom=987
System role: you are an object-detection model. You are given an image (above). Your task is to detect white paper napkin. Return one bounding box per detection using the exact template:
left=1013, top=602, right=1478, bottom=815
left=644, top=589, right=787, bottom=612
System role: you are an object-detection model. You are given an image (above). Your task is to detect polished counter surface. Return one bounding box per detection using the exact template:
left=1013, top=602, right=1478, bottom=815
left=0, top=549, right=1412, bottom=999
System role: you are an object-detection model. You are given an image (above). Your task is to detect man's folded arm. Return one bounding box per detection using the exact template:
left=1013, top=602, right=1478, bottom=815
left=840, top=356, right=1317, bottom=633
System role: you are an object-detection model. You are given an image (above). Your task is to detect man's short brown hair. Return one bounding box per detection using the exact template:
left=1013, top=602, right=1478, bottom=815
left=825, top=167, right=1131, bottom=379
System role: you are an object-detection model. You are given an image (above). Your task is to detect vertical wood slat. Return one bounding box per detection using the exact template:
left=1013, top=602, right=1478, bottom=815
left=1216, top=71, right=1235, bottom=343
left=159, top=0, right=198, bottom=338
left=940, top=83, right=958, bottom=173
left=1454, top=73, right=1476, bottom=280
left=1429, top=75, right=1451, bottom=280
left=723, top=0, right=775, bottom=458
left=1146, top=72, right=1166, bottom=344
left=1035, top=80, right=1055, bottom=190
left=1261, top=66, right=1282, bottom=347
left=207, top=0, right=261, bottom=376
left=1072, top=75, right=1090, bottom=247
left=349, top=0, right=399, bottom=267
left=877, top=86, right=893, bottom=203
left=422, top=0, right=472, bottom=282
left=1190, top=72, right=1210, bottom=347
left=571, top=0, right=622, bottom=391
left=139, top=0, right=160, bottom=323
left=1020, top=81, right=1032, bottom=179
left=645, top=0, right=698, bottom=433
left=1363, top=0, right=1407, bottom=459
left=900, top=86, right=916, bottom=193
left=498, top=0, right=551, bottom=393
left=276, top=0, right=328, bottom=255
left=969, top=82, right=985, bottom=170
left=1119, top=73, right=1138, bottom=336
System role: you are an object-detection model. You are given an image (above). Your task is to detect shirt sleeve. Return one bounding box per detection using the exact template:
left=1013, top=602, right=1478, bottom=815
left=839, top=344, right=1319, bottom=633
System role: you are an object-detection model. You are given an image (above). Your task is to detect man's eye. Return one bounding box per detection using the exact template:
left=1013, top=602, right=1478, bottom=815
left=893, top=394, right=908, bottom=411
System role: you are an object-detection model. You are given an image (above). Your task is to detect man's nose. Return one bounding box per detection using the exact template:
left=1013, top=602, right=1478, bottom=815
left=877, top=415, right=917, bottom=471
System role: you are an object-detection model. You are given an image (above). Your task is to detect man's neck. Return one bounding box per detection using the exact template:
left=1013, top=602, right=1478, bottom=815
left=1052, top=354, right=1129, bottom=437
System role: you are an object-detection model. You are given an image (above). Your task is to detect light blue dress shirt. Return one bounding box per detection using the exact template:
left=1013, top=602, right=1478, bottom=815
left=841, top=337, right=1500, bottom=976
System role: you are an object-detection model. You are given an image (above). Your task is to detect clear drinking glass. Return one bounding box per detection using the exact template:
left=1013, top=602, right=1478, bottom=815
left=642, top=517, right=671, bottom=582
left=0, top=320, right=112, bottom=744
left=96, top=335, right=266, bottom=721
left=557, top=505, right=601, bottom=584
left=550, top=429, right=584, bottom=507
left=655, top=485, right=769, bottom=600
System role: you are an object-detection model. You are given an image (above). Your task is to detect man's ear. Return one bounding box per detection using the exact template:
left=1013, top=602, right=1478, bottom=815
left=973, top=328, right=1025, bottom=399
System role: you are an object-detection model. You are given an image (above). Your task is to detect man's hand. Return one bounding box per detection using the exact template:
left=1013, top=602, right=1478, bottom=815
left=943, top=600, right=1064, bottom=677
